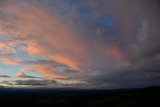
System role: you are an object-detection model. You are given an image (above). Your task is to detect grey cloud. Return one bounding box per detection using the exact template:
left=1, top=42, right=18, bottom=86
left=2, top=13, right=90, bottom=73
left=23, top=60, right=66, bottom=67
left=0, top=74, right=11, bottom=78
left=15, top=79, right=57, bottom=86
left=0, top=80, right=13, bottom=86
left=86, top=69, right=160, bottom=89
left=0, top=79, right=57, bottom=87
left=17, top=75, right=41, bottom=79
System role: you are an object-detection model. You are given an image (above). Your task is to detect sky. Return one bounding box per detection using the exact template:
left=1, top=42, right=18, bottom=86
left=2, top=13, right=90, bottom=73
left=0, top=0, right=160, bottom=89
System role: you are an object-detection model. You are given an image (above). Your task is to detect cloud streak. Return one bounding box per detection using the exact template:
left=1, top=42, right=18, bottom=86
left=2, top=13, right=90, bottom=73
left=15, top=79, right=57, bottom=86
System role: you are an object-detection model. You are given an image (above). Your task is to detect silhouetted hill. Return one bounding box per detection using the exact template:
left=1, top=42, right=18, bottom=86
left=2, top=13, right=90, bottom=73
left=87, top=86, right=160, bottom=107
left=0, top=86, right=159, bottom=107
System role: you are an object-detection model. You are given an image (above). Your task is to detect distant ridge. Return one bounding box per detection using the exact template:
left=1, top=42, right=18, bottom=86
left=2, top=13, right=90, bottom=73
left=0, top=86, right=159, bottom=107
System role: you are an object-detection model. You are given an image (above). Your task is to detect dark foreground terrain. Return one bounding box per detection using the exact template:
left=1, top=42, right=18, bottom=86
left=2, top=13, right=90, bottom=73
left=0, top=86, right=159, bottom=107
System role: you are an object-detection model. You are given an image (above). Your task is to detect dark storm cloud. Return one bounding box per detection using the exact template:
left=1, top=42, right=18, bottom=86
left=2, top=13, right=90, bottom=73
left=77, top=0, right=160, bottom=88
left=116, top=0, right=160, bottom=73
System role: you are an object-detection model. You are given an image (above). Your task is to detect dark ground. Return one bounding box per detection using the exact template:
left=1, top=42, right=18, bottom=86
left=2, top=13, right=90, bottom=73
left=0, top=86, right=159, bottom=107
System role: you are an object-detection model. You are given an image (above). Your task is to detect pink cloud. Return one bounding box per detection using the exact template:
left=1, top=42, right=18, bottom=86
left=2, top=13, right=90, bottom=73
left=0, top=0, right=128, bottom=81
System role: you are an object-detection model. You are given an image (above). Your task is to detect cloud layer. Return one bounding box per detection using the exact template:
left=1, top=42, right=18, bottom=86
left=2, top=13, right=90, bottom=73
left=0, top=0, right=160, bottom=88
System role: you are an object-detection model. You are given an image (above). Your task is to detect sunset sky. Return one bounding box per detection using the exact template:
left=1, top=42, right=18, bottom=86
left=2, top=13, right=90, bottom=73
left=0, top=0, right=160, bottom=89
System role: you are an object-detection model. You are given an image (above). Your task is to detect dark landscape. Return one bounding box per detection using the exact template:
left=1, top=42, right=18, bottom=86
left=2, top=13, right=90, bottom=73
left=0, top=86, right=159, bottom=107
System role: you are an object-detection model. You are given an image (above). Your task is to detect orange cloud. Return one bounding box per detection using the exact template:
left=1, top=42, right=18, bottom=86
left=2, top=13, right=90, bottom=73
left=0, top=41, right=20, bottom=65
left=52, top=54, right=78, bottom=69
left=16, top=67, right=28, bottom=77
left=110, top=45, right=123, bottom=61
left=1, top=58, right=19, bottom=65
left=0, top=1, right=127, bottom=80
left=25, top=43, right=43, bottom=56
left=32, top=65, right=67, bottom=79
left=0, top=41, right=4, bottom=49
